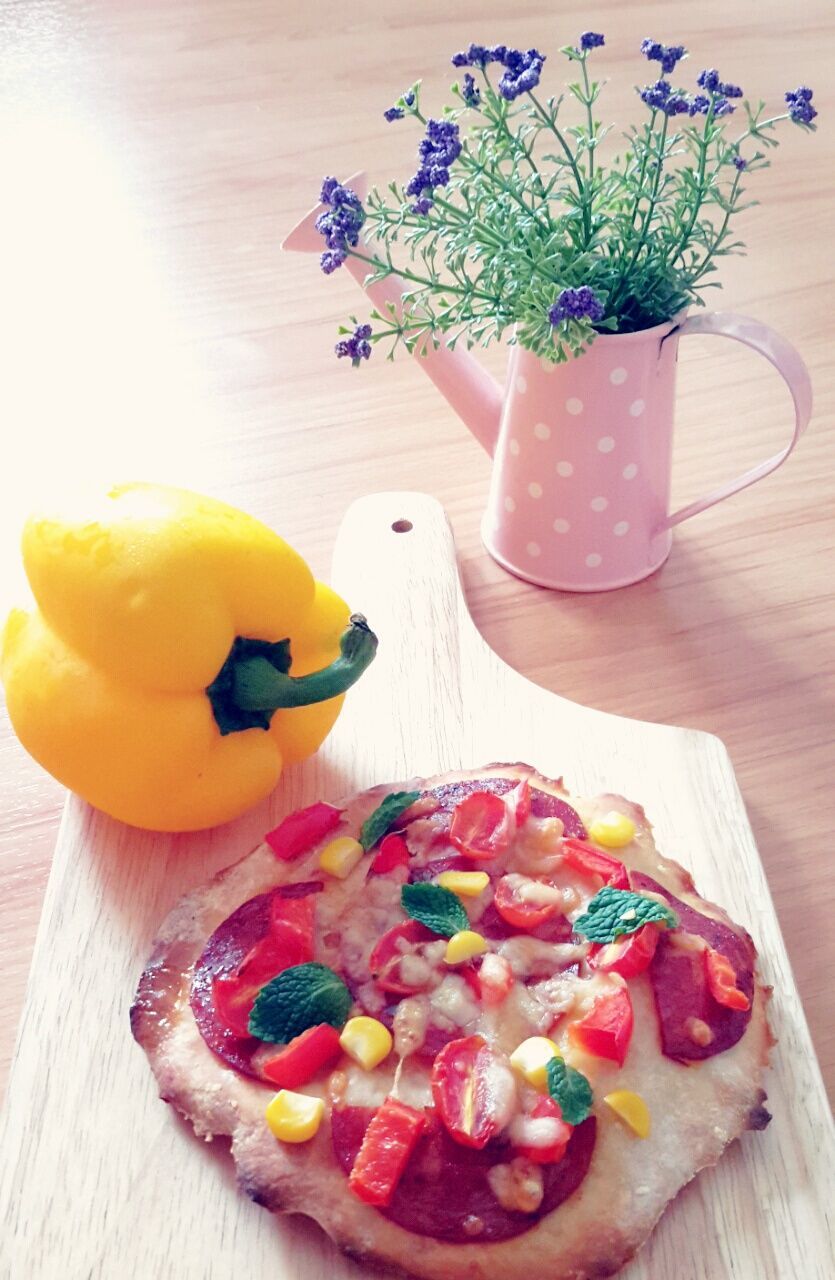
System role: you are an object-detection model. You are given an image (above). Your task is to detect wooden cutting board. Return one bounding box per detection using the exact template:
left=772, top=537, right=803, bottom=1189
left=1, top=492, right=833, bottom=1280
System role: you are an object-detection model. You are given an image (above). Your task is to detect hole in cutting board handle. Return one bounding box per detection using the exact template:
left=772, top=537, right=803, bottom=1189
left=391, top=519, right=413, bottom=533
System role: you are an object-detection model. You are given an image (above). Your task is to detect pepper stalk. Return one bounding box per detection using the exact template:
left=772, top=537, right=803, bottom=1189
left=208, top=615, right=378, bottom=735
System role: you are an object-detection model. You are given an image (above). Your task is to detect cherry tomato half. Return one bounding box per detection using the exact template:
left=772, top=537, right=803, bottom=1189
left=431, top=1034, right=511, bottom=1149
left=493, top=875, right=560, bottom=931
left=449, top=791, right=513, bottom=861
left=589, top=923, right=659, bottom=978
left=512, top=1096, right=572, bottom=1165
left=369, top=920, right=438, bottom=995
left=569, top=986, right=634, bottom=1067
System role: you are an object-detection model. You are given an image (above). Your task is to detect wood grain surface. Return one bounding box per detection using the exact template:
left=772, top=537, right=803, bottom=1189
left=1, top=491, right=832, bottom=1280
left=0, top=0, right=833, bottom=1121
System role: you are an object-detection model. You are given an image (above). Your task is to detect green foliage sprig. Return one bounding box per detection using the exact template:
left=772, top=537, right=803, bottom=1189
left=315, top=35, right=817, bottom=366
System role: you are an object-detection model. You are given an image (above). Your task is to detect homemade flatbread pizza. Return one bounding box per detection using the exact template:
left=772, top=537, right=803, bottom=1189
left=132, top=764, right=772, bottom=1280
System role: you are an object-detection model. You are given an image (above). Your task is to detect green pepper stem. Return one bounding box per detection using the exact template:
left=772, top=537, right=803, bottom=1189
left=232, top=615, right=377, bottom=711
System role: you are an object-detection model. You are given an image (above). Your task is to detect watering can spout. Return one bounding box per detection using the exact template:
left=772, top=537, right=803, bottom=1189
left=282, top=173, right=504, bottom=456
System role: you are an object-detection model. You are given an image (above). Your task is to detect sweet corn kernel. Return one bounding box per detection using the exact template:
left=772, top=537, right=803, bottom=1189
left=435, top=870, right=490, bottom=897
left=509, top=1036, right=561, bottom=1093
left=444, top=930, right=488, bottom=965
left=339, top=1016, right=393, bottom=1071
left=319, top=836, right=364, bottom=879
left=604, top=1090, right=651, bottom=1139
left=589, top=811, right=636, bottom=849
left=265, top=1090, right=325, bottom=1144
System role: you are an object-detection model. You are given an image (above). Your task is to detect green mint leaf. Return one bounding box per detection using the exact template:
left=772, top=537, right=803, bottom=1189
left=400, top=882, right=469, bottom=938
left=360, top=790, right=421, bottom=851
left=573, top=886, right=679, bottom=944
left=248, top=962, right=351, bottom=1043
left=546, top=1055, right=593, bottom=1127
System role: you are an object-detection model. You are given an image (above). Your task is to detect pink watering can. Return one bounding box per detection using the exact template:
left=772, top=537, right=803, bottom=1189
left=285, top=173, right=812, bottom=592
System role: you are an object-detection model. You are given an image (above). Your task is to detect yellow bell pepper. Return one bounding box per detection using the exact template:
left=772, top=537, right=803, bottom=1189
left=0, top=483, right=377, bottom=831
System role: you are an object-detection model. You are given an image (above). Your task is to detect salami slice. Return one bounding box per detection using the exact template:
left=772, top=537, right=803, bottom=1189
left=331, top=1106, right=596, bottom=1243
left=190, top=881, right=322, bottom=1079
left=632, top=873, right=755, bottom=1061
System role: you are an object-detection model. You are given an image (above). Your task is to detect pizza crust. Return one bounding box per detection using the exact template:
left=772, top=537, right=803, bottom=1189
left=131, top=765, right=773, bottom=1280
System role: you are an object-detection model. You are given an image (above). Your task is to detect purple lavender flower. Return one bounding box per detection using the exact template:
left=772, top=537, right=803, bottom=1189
left=713, top=98, right=735, bottom=117
left=411, top=197, right=433, bottom=215
left=721, top=82, right=743, bottom=98
left=335, top=323, right=373, bottom=366
left=785, top=86, right=817, bottom=125
left=451, top=43, right=493, bottom=68
left=548, top=286, right=606, bottom=326
left=461, top=72, right=481, bottom=107
left=497, top=47, right=546, bottom=100
left=688, top=94, right=710, bottom=116
left=579, top=32, right=605, bottom=51
left=638, top=78, right=672, bottom=110
left=696, top=68, right=721, bottom=92
left=316, top=178, right=365, bottom=271
left=732, top=155, right=747, bottom=171
left=664, top=93, right=691, bottom=116
left=320, top=250, right=346, bottom=274
left=404, top=91, right=416, bottom=106
left=384, top=106, right=404, bottom=122
left=640, top=39, right=686, bottom=75
left=406, top=119, right=462, bottom=198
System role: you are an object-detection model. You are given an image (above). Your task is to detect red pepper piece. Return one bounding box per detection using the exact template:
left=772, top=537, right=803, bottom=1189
left=704, top=947, right=751, bottom=1011
left=569, top=986, right=634, bottom=1067
left=369, top=920, right=438, bottom=995
left=260, top=1023, right=342, bottom=1088
left=462, top=953, right=515, bottom=1007
left=348, top=1097, right=428, bottom=1206
left=588, top=924, right=660, bottom=979
left=512, top=1096, right=572, bottom=1165
left=212, top=934, right=293, bottom=1037
left=369, top=832, right=411, bottom=875
left=270, top=890, right=317, bottom=940
left=562, top=838, right=630, bottom=890
left=431, top=1035, right=507, bottom=1149
left=265, top=802, right=344, bottom=861
left=493, top=874, right=559, bottom=931
left=508, top=779, right=531, bottom=827
left=449, top=791, right=512, bottom=861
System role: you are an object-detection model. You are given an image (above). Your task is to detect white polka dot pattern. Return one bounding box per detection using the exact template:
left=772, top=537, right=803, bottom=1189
left=486, top=338, right=673, bottom=588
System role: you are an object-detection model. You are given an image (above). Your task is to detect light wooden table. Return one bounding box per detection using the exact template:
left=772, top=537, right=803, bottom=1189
left=0, top=0, right=832, bottom=1112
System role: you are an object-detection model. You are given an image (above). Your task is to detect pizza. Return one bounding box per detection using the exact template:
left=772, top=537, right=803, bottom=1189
left=131, top=764, right=773, bottom=1279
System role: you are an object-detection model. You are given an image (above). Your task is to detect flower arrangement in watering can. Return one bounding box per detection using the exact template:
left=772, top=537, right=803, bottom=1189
left=285, top=33, right=816, bottom=591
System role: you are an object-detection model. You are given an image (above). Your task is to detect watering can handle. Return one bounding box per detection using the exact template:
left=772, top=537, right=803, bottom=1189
left=659, top=312, right=813, bottom=531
